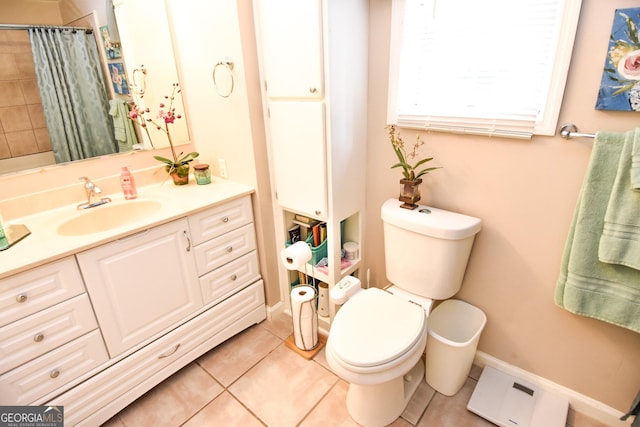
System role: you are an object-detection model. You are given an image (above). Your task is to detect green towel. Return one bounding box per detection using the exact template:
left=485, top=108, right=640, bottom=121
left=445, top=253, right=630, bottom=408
left=633, top=129, right=640, bottom=189
left=599, top=128, right=640, bottom=270
left=555, top=131, right=640, bottom=333
left=108, top=99, right=138, bottom=151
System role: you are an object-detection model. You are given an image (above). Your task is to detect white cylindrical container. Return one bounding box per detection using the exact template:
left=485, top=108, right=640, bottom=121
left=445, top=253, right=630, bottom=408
left=291, top=286, right=318, bottom=350
left=343, top=241, right=359, bottom=260
left=317, top=282, right=329, bottom=317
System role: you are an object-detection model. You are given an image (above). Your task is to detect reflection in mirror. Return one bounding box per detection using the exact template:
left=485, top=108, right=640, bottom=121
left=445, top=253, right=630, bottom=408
left=29, top=27, right=120, bottom=164
left=0, top=0, right=189, bottom=176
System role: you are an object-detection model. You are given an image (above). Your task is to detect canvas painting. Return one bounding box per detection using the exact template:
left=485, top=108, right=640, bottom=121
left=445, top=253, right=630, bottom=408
left=109, top=62, right=129, bottom=95
left=596, top=7, right=640, bottom=111
left=100, top=25, right=121, bottom=59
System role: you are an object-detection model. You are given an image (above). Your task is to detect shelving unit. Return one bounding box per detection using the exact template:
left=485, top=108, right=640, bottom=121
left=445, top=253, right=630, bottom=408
left=254, top=0, right=367, bottom=329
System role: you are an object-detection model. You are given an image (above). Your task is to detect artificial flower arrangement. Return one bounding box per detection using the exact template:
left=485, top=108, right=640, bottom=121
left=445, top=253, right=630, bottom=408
left=128, top=83, right=199, bottom=184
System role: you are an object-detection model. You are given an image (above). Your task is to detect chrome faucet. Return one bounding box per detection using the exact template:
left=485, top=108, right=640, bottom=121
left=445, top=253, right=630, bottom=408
left=78, top=177, right=111, bottom=210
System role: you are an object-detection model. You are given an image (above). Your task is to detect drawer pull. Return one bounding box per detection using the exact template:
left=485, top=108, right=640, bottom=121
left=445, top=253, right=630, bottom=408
left=183, top=230, right=192, bottom=252
left=16, top=294, right=27, bottom=303
left=222, top=216, right=229, bottom=223
left=50, top=369, right=60, bottom=379
left=226, top=246, right=233, bottom=253
left=158, top=344, right=181, bottom=359
left=230, top=274, right=238, bottom=281
left=34, top=333, right=44, bottom=343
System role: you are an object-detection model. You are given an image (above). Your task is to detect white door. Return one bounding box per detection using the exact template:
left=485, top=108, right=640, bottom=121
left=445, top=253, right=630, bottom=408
left=269, top=101, right=327, bottom=218
left=256, top=0, right=324, bottom=99
left=76, top=219, right=202, bottom=357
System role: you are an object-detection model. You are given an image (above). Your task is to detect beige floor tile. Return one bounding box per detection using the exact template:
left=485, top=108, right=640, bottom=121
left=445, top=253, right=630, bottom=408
left=118, top=363, right=223, bottom=427
left=198, top=324, right=281, bottom=387
left=299, top=380, right=360, bottom=427
left=418, top=378, right=494, bottom=426
left=229, top=343, right=338, bottom=426
left=260, top=313, right=294, bottom=340
left=183, top=391, right=264, bottom=427
left=401, top=378, right=436, bottom=425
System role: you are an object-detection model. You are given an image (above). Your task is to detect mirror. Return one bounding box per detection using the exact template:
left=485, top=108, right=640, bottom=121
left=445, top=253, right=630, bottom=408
left=0, top=0, right=189, bottom=176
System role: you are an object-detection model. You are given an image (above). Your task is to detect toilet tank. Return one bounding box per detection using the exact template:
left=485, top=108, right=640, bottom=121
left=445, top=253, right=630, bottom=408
left=381, top=198, right=481, bottom=300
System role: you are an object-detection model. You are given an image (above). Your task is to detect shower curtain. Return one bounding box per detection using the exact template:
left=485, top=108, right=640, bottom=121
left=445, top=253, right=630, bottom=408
left=29, top=28, right=117, bottom=163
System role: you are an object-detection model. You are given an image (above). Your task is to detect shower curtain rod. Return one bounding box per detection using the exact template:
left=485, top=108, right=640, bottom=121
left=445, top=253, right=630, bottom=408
left=559, top=123, right=596, bottom=139
left=0, top=23, right=92, bottom=33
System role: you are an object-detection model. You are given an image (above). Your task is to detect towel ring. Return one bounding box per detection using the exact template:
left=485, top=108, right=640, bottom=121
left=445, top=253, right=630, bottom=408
left=212, top=58, right=234, bottom=98
left=132, top=65, right=146, bottom=95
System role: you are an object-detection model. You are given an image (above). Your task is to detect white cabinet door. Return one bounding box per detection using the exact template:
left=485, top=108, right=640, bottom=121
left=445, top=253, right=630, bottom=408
left=269, top=101, right=327, bottom=218
left=256, top=0, right=323, bottom=99
left=76, top=219, right=202, bottom=357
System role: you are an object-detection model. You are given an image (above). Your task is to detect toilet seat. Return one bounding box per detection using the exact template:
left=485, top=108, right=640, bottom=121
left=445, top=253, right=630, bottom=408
left=330, top=288, right=426, bottom=368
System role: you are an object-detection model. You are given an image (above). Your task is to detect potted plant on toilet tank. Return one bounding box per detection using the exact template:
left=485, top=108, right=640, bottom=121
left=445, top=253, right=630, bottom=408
left=387, top=124, right=441, bottom=209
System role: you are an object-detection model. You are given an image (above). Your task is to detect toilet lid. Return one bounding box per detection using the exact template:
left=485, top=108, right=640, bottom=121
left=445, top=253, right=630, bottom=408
left=331, top=288, right=426, bottom=367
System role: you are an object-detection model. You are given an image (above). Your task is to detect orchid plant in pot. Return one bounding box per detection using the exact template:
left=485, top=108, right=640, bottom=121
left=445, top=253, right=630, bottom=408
left=387, top=124, right=440, bottom=209
left=128, top=83, right=199, bottom=185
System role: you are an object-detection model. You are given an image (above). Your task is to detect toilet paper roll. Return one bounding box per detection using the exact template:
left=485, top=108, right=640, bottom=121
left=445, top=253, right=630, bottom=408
left=280, top=241, right=312, bottom=270
left=291, top=286, right=318, bottom=350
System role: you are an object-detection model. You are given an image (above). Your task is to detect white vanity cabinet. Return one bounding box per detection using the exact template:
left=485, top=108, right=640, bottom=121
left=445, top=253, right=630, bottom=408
left=76, top=218, right=202, bottom=357
left=0, top=188, right=266, bottom=425
left=0, top=257, right=108, bottom=405
left=53, top=195, right=264, bottom=426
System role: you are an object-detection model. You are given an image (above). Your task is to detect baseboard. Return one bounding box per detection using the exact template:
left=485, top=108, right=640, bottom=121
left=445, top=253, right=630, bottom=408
left=266, top=301, right=284, bottom=320
left=474, top=351, right=627, bottom=427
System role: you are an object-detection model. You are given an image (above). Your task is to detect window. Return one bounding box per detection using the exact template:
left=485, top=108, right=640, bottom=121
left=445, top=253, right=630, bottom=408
left=388, top=0, right=583, bottom=139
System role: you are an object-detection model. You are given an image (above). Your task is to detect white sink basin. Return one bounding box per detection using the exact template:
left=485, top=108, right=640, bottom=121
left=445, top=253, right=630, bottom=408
left=57, top=200, right=162, bottom=236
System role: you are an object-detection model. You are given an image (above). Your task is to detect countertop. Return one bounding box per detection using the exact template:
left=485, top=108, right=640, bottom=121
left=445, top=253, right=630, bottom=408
left=0, top=178, right=254, bottom=280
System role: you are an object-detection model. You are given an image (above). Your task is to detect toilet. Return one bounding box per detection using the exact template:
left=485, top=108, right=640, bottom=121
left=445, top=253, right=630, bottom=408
left=325, top=198, right=481, bottom=427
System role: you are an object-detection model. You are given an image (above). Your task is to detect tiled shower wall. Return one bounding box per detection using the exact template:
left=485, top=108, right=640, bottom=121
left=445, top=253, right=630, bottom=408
left=0, top=30, right=52, bottom=161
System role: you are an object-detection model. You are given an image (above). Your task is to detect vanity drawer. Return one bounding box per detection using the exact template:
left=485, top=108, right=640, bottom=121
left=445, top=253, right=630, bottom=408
left=0, top=330, right=108, bottom=405
left=199, top=250, right=261, bottom=306
left=194, top=223, right=257, bottom=275
left=188, top=196, right=253, bottom=245
left=0, top=294, right=98, bottom=374
left=49, top=281, right=266, bottom=426
left=0, top=257, right=86, bottom=327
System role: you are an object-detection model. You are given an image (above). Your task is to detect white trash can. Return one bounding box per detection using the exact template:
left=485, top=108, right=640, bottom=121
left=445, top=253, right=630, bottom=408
left=425, top=299, right=486, bottom=396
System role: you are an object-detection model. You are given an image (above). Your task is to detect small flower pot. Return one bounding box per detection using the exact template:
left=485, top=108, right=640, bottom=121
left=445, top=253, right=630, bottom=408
left=167, top=163, right=190, bottom=185
left=399, top=178, right=422, bottom=209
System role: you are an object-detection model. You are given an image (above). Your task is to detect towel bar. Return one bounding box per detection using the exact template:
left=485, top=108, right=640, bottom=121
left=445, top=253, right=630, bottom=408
left=560, top=123, right=596, bottom=139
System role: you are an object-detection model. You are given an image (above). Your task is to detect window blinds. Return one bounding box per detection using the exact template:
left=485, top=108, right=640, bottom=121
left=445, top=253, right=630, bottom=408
left=388, top=0, right=582, bottom=139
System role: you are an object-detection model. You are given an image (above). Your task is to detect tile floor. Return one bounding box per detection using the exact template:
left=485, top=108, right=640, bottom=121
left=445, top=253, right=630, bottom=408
left=103, top=313, right=608, bottom=427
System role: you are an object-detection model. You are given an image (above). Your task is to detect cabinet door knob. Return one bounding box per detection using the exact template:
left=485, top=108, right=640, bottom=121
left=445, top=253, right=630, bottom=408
left=230, top=274, right=237, bottom=281
left=50, top=369, right=60, bottom=379
left=310, top=87, right=317, bottom=94
left=226, top=246, right=233, bottom=253
left=222, top=216, right=229, bottom=223
left=315, top=210, right=322, bottom=215
left=34, top=333, right=44, bottom=343
left=16, top=294, right=27, bottom=303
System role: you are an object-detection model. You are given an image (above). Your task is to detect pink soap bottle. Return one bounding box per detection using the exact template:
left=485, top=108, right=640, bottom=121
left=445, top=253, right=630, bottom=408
left=120, top=166, right=138, bottom=200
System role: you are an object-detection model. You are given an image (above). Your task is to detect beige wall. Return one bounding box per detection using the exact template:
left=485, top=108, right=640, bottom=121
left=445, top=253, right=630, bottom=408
left=365, top=0, right=640, bottom=412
